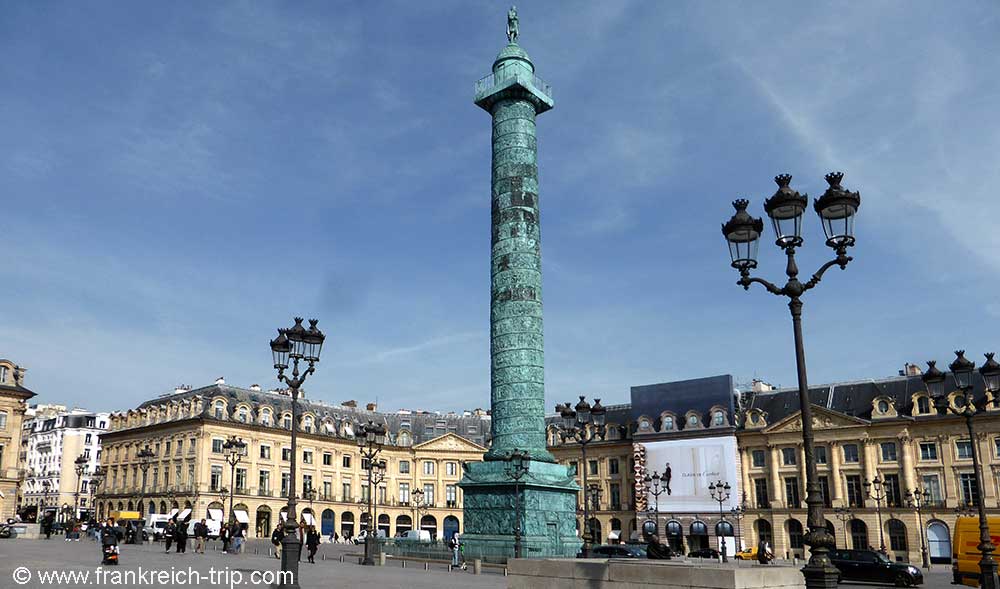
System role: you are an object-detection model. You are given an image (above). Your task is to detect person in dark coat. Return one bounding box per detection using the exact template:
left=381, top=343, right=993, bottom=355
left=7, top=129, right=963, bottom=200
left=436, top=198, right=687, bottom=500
left=271, top=524, right=284, bottom=560
left=646, top=534, right=672, bottom=559
left=164, top=520, right=176, bottom=553
left=305, top=526, right=320, bottom=564
left=194, top=519, right=208, bottom=554
left=174, top=519, right=188, bottom=553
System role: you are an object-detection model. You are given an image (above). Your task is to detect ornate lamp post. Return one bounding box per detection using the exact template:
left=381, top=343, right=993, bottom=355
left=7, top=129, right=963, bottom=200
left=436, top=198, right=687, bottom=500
left=906, top=488, right=931, bottom=569
left=412, top=487, right=428, bottom=536
left=709, top=480, right=731, bottom=562
left=41, top=480, right=51, bottom=526
left=862, top=476, right=887, bottom=554
left=956, top=502, right=977, bottom=518
left=553, top=396, right=606, bottom=557
left=730, top=492, right=747, bottom=553
left=357, top=420, right=387, bottom=566
left=222, top=436, right=246, bottom=525
left=721, top=172, right=860, bottom=588
left=136, top=445, right=155, bottom=519
left=73, top=454, right=88, bottom=521
left=834, top=507, right=853, bottom=549
left=644, top=471, right=666, bottom=538
left=587, top=484, right=603, bottom=544
left=270, top=317, right=325, bottom=588
left=504, top=449, right=531, bottom=558
left=88, top=466, right=104, bottom=523
left=923, top=352, right=1000, bottom=589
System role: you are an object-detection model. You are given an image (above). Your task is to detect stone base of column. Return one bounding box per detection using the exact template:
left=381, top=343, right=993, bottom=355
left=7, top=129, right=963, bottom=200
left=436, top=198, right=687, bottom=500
left=459, top=460, right=581, bottom=559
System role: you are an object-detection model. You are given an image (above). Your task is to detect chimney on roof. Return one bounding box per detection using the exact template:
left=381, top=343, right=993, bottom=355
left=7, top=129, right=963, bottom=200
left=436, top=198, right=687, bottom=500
left=751, top=379, right=775, bottom=392
left=366, top=402, right=377, bottom=412
left=250, top=384, right=261, bottom=392
left=215, top=377, right=225, bottom=385
left=903, top=363, right=923, bottom=376
left=174, top=385, right=190, bottom=394
left=342, top=400, right=357, bottom=408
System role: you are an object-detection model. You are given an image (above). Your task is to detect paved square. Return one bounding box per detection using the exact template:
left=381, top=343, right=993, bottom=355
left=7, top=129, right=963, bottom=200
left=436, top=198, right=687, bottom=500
left=0, top=538, right=506, bottom=589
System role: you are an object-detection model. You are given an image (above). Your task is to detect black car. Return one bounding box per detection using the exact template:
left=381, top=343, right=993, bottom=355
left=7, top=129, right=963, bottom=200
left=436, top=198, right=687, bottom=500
left=591, top=544, right=648, bottom=558
left=829, top=549, right=923, bottom=586
left=688, top=548, right=720, bottom=559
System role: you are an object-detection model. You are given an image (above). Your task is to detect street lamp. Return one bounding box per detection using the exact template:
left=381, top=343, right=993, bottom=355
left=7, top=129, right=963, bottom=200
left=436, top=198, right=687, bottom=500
left=357, top=420, right=387, bottom=566
left=136, top=445, right=155, bottom=520
left=709, top=480, right=732, bottom=562
left=74, top=454, right=88, bottom=521
left=222, top=435, right=246, bottom=526
left=906, top=488, right=932, bottom=569
left=923, top=352, right=1000, bottom=589
left=721, top=172, right=859, bottom=589
left=956, top=502, right=977, bottom=518
left=270, top=317, right=325, bottom=589
left=730, top=491, right=747, bottom=553
left=862, top=476, right=887, bottom=554
left=553, top=396, right=607, bottom=557
left=834, top=507, right=853, bottom=549
left=504, top=449, right=531, bottom=558
left=644, top=471, right=666, bottom=538
left=412, top=487, right=428, bottom=536
left=87, top=466, right=104, bottom=523
left=41, top=480, right=51, bottom=527
left=587, top=483, right=603, bottom=544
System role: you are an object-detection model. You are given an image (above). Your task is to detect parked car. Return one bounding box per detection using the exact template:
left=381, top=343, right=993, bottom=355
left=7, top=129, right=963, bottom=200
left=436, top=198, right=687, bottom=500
left=398, top=529, right=431, bottom=543
left=688, top=548, right=720, bottom=559
left=352, top=529, right=387, bottom=544
left=829, top=549, right=923, bottom=586
left=591, top=544, right=648, bottom=558
left=734, top=546, right=758, bottom=560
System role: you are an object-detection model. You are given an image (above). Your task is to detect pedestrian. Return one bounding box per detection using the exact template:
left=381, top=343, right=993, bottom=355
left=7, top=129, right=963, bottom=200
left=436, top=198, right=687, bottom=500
left=230, top=521, right=244, bottom=554
left=646, top=534, right=672, bottom=560
left=42, top=514, right=53, bottom=540
left=306, top=526, right=320, bottom=563
left=271, top=523, right=284, bottom=560
left=164, top=519, right=176, bottom=553
left=449, top=533, right=462, bottom=568
left=175, top=519, right=187, bottom=553
left=194, top=519, right=208, bottom=554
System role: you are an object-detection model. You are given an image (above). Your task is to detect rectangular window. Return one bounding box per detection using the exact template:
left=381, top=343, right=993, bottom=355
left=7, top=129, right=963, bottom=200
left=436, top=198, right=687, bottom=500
left=165, top=441, right=171, bottom=455
left=569, top=461, right=578, bottom=476
left=995, top=438, right=1000, bottom=459
left=175, top=465, right=181, bottom=486
left=303, top=474, right=312, bottom=492
left=342, top=455, right=352, bottom=469
left=377, top=485, right=386, bottom=504
left=322, top=453, right=332, bottom=466
left=446, top=462, right=458, bottom=476
left=754, top=479, right=770, bottom=508
left=609, top=458, right=619, bottom=475
left=610, top=483, right=621, bottom=508
left=751, top=450, right=766, bottom=468
left=957, top=440, right=974, bottom=460
left=423, top=461, right=434, bottom=475
left=880, top=442, right=898, bottom=462
left=843, top=444, right=860, bottom=463
left=176, top=439, right=183, bottom=455
left=399, top=483, right=410, bottom=504
left=846, top=475, right=865, bottom=508
left=423, top=484, right=435, bottom=506
left=212, top=439, right=224, bottom=453
left=399, top=460, right=410, bottom=474
left=282, top=448, right=291, bottom=461
left=589, top=460, right=598, bottom=475
left=815, top=446, right=828, bottom=465
left=235, top=467, right=247, bottom=492
left=819, top=476, right=831, bottom=508
left=782, top=448, right=797, bottom=466
left=919, top=442, right=938, bottom=461
left=85, top=433, right=92, bottom=444
left=785, top=477, right=801, bottom=507
left=961, top=473, right=980, bottom=506
left=260, top=445, right=271, bottom=460
left=323, top=480, right=332, bottom=499
left=0, top=412, right=6, bottom=430
left=342, top=482, right=351, bottom=502
left=281, top=473, right=290, bottom=497
left=259, top=470, right=270, bottom=493
left=188, top=464, right=194, bottom=486
left=210, top=465, right=223, bottom=491
left=922, top=475, right=942, bottom=504
left=446, top=484, right=457, bottom=507
left=883, top=474, right=902, bottom=507
left=303, top=450, right=313, bottom=464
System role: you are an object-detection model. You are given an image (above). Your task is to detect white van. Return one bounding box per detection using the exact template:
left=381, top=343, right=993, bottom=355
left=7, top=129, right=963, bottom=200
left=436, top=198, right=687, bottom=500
left=401, top=530, right=432, bottom=543
left=146, top=513, right=175, bottom=540
left=187, top=518, right=222, bottom=539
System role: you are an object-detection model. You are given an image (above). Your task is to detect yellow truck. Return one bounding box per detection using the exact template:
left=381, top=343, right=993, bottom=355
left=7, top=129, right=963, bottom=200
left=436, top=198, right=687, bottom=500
left=953, top=516, right=1000, bottom=587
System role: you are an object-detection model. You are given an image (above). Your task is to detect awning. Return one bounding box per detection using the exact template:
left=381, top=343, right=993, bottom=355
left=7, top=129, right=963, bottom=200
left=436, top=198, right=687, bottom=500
left=178, top=509, right=192, bottom=521
left=302, top=513, right=315, bottom=526
left=168, top=509, right=179, bottom=519
left=208, top=509, right=224, bottom=521
left=608, top=531, right=620, bottom=540
left=234, top=510, right=249, bottom=524
left=280, top=511, right=288, bottom=521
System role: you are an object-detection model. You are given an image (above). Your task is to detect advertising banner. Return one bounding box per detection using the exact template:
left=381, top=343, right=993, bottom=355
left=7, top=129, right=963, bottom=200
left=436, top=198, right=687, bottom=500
left=642, top=436, right=739, bottom=512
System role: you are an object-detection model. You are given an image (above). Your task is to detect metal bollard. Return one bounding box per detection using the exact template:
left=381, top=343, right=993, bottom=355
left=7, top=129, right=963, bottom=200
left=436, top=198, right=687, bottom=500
left=424, top=562, right=428, bottom=571
left=473, top=559, right=482, bottom=575
left=448, top=565, right=453, bottom=572
left=340, top=554, right=345, bottom=563
left=322, top=553, right=326, bottom=561
left=504, top=568, right=508, bottom=577
left=401, top=560, right=405, bottom=568
left=379, top=552, right=386, bottom=566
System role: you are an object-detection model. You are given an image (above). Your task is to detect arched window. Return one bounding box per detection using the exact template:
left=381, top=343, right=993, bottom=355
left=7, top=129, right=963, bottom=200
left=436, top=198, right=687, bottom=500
left=877, top=400, right=889, bottom=413
left=927, top=521, right=951, bottom=562
left=850, top=519, right=869, bottom=550
left=304, top=415, right=314, bottom=433
left=888, top=519, right=907, bottom=551
left=713, top=411, right=725, bottom=426
left=787, top=519, right=804, bottom=549
left=214, top=400, right=225, bottom=419
left=662, top=416, right=674, bottom=430
left=238, top=406, right=249, bottom=423
left=283, top=413, right=292, bottom=430
left=917, top=397, right=930, bottom=414
left=261, top=409, right=272, bottom=427
left=687, top=414, right=699, bottom=427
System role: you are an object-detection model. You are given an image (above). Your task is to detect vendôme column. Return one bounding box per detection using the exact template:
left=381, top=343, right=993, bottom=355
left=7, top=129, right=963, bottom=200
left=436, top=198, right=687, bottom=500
left=459, top=7, right=580, bottom=559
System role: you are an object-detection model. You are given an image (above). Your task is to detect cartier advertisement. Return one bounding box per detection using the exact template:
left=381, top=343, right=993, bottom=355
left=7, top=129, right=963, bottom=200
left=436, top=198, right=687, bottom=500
left=641, top=436, right=740, bottom=512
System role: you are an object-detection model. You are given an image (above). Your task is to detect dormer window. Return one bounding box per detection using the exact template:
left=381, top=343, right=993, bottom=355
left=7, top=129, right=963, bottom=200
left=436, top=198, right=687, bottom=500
left=917, top=397, right=930, bottom=415
left=238, top=407, right=249, bottom=423
left=662, top=416, right=674, bottom=431
left=213, top=401, right=225, bottom=419
left=712, top=411, right=725, bottom=426
left=877, top=400, right=889, bottom=413
left=283, top=414, right=292, bottom=430
left=261, top=409, right=272, bottom=427
left=304, top=416, right=314, bottom=433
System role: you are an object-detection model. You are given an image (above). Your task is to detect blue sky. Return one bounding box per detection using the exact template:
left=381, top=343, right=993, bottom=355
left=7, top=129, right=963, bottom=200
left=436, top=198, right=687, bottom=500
left=3, top=1, right=999, bottom=414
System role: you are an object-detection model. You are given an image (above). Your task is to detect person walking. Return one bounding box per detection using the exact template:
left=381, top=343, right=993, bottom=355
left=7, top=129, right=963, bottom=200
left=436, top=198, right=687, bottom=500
left=174, top=519, right=187, bottom=553
left=271, top=523, right=284, bottom=560
left=229, top=521, right=244, bottom=554
left=164, top=519, right=176, bottom=553
left=306, top=526, right=320, bottom=564
left=449, top=533, right=462, bottom=569
left=194, top=519, right=208, bottom=554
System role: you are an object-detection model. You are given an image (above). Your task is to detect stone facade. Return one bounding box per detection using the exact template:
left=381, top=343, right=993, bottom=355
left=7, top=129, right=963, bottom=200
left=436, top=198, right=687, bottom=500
left=0, top=359, right=34, bottom=520
left=96, top=383, right=489, bottom=540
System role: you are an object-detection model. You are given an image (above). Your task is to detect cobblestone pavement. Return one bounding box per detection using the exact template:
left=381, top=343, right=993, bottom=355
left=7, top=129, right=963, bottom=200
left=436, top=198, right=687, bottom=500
left=0, top=537, right=507, bottom=589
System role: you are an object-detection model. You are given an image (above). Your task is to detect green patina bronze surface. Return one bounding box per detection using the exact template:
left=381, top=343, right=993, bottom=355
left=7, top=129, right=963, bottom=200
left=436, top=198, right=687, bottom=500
left=459, top=9, right=581, bottom=559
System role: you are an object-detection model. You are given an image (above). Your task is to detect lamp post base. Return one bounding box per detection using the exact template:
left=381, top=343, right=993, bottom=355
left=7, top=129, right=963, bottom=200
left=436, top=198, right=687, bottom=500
left=979, top=558, right=999, bottom=589
left=362, top=536, right=376, bottom=566
left=278, top=534, right=302, bottom=589
left=802, top=563, right=841, bottom=589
